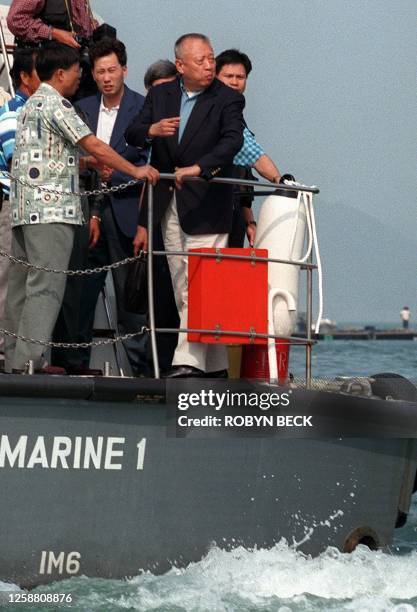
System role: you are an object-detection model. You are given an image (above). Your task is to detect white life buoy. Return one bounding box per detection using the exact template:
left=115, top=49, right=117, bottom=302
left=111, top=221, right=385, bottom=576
left=255, top=188, right=312, bottom=379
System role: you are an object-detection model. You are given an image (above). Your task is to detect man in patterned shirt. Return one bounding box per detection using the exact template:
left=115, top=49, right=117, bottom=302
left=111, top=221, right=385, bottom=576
left=0, top=48, right=40, bottom=362
left=216, top=49, right=283, bottom=247
left=3, top=42, right=158, bottom=374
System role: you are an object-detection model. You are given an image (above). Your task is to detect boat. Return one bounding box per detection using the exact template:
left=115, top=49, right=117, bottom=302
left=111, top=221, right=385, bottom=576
left=0, top=178, right=416, bottom=588
left=0, top=373, right=416, bottom=587
left=0, top=9, right=415, bottom=589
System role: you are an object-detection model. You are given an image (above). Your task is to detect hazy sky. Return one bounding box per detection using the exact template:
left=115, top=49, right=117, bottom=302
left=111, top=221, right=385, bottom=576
left=3, top=0, right=416, bottom=322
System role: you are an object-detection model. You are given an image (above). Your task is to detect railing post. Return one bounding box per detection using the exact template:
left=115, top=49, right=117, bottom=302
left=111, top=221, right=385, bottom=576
left=306, top=251, right=313, bottom=388
left=0, top=21, right=14, bottom=97
left=147, top=181, right=160, bottom=378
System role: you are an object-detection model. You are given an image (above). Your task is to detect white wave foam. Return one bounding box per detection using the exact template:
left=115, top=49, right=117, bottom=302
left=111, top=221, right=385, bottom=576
left=124, top=541, right=417, bottom=611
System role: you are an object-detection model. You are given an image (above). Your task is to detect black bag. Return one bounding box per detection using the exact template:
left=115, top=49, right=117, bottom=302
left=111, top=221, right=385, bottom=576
left=124, top=254, right=148, bottom=315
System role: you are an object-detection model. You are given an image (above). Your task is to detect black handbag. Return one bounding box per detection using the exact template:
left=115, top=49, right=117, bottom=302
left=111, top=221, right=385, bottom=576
left=124, top=253, right=148, bottom=315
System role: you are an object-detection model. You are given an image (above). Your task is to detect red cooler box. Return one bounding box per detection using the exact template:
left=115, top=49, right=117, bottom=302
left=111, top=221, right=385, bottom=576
left=188, top=248, right=268, bottom=344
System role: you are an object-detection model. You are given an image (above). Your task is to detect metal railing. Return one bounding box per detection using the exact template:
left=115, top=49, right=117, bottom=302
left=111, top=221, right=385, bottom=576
left=146, top=174, right=320, bottom=383
left=0, top=172, right=320, bottom=384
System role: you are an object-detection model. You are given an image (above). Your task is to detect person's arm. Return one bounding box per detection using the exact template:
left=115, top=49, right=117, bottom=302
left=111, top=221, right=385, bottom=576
left=253, top=154, right=281, bottom=183
left=7, top=0, right=79, bottom=46
left=133, top=225, right=148, bottom=255
left=234, top=128, right=281, bottom=183
left=108, top=147, right=150, bottom=187
left=241, top=206, right=257, bottom=247
left=125, top=86, right=181, bottom=148
left=78, top=134, right=159, bottom=184
left=125, top=88, right=155, bottom=149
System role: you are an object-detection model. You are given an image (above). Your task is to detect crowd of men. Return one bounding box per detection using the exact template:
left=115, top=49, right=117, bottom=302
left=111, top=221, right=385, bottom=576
left=0, top=0, right=283, bottom=378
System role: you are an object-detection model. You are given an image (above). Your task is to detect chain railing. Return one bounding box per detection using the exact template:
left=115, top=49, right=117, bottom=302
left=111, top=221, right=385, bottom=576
left=0, top=172, right=320, bottom=381
left=0, top=248, right=145, bottom=276
left=0, top=169, right=141, bottom=198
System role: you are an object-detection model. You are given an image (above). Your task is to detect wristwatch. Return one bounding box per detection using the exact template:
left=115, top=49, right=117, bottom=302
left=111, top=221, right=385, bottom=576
left=246, top=220, right=257, bottom=227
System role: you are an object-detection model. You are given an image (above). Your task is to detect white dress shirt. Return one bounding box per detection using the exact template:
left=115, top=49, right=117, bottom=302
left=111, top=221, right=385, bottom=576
left=96, top=97, right=119, bottom=145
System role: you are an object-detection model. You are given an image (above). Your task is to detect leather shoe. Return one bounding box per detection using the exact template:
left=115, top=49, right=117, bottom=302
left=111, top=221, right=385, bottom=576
left=38, top=365, right=67, bottom=375
left=204, top=369, right=228, bottom=378
left=66, top=366, right=103, bottom=376
left=163, top=365, right=205, bottom=378
left=12, top=365, right=67, bottom=375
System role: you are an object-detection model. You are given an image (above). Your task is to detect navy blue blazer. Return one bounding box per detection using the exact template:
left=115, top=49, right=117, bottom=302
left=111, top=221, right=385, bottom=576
left=125, top=77, right=245, bottom=235
left=76, top=85, right=148, bottom=238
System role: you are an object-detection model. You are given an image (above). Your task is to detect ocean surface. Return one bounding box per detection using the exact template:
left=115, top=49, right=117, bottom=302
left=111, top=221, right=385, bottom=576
left=290, top=338, right=417, bottom=382
left=0, top=339, right=416, bottom=612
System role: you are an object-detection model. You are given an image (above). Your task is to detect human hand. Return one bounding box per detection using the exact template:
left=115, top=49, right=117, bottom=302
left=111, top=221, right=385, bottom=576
left=148, top=117, right=180, bottom=138
left=245, top=222, right=257, bottom=247
left=133, top=165, right=159, bottom=185
left=80, top=155, right=101, bottom=172
left=51, top=28, right=80, bottom=48
left=100, top=166, right=113, bottom=182
left=174, top=164, right=201, bottom=189
left=133, top=225, right=148, bottom=255
left=89, top=217, right=100, bottom=248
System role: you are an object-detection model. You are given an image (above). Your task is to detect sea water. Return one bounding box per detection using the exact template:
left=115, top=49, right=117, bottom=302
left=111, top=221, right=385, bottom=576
left=290, top=339, right=417, bottom=382
left=0, top=340, right=416, bottom=611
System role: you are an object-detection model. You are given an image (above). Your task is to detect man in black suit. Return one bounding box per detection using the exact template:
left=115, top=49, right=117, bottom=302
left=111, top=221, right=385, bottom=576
left=126, top=33, right=245, bottom=378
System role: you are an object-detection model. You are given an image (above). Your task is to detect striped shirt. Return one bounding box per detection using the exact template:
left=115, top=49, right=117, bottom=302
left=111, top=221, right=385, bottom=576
left=0, top=90, right=29, bottom=194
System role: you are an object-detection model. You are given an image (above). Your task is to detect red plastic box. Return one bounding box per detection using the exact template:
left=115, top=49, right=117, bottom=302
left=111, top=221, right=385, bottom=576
left=187, top=248, right=268, bottom=344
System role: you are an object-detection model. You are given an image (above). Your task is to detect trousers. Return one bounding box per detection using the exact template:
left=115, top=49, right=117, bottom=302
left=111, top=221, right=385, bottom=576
left=3, top=223, right=74, bottom=371
left=161, top=195, right=228, bottom=373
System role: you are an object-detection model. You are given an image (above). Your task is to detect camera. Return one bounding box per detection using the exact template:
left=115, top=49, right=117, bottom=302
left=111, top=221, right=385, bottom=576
left=77, top=24, right=117, bottom=67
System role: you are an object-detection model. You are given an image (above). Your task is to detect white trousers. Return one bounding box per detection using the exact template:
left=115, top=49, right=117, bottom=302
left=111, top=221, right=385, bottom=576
left=161, top=195, right=229, bottom=372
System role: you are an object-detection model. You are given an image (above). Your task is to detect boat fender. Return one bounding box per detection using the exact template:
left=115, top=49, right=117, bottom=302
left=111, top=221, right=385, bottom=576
left=370, top=372, right=417, bottom=402
left=255, top=186, right=311, bottom=379
left=370, top=373, right=417, bottom=494
left=255, top=188, right=310, bottom=338
left=343, top=526, right=379, bottom=552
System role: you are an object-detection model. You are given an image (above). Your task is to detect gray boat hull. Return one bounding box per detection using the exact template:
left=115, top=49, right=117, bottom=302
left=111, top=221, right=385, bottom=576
left=0, top=376, right=415, bottom=587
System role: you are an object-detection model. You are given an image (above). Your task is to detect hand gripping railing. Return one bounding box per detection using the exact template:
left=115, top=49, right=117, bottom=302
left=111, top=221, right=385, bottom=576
left=146, top=174, right=320, bottom=384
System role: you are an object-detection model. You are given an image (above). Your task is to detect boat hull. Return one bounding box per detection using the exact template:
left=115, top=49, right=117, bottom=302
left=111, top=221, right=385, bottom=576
left=0, top=376, right=415, bottom=587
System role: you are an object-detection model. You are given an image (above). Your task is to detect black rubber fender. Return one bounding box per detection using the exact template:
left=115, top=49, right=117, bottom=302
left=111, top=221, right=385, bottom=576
left=370, top=373, right=417, bottom=494
left=370, top=372, right=417, bottom=402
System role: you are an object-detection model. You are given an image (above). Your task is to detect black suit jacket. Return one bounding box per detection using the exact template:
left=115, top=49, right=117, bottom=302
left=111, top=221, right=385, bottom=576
left=125, top=77, right=245, bottom=235
left=76, top=86, right=148, bottom=238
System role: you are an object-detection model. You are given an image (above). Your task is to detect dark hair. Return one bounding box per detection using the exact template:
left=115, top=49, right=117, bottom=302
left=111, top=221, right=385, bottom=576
left=36, top=42, right=80, bottom=81
left=215, top=49, right=252, bottom=76
left=144, top=59, right=177, bottom=89
left=10, top=48, right=37, bottom=89
left=174, top=33, right=211, bottom=59
left=89, top=37, right=127, bottom=68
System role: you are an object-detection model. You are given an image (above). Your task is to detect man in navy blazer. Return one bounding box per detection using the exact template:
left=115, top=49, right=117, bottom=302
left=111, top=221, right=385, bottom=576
left=61, top=37, right=149, bottom=375
left=126, top=33, right=244, bottom=378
